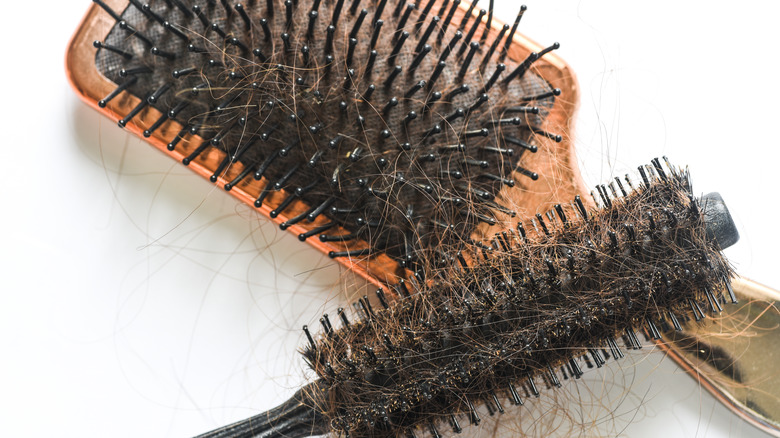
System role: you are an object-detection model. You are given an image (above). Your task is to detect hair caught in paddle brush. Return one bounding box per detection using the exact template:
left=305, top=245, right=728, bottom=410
left=92, top=0, right=562, bottom=276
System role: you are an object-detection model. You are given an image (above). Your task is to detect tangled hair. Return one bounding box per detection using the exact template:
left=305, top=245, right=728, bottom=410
left=299, top=161, right=735, bottom=437
left=94, top=0, right=562, bottom=275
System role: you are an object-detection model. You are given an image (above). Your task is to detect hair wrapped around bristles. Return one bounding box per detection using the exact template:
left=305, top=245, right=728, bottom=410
left=302, top=160, right=734, bottom=437
left=94, top=0, right=560, bottom=269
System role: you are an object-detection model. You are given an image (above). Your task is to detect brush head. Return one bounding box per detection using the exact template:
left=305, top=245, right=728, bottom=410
left=91, top=0, right=563, bottom=273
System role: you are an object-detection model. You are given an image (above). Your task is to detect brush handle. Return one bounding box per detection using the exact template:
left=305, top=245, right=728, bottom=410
left=194, top=382, right=328, bottom=438
left=659, top=277, right=780, bottom=437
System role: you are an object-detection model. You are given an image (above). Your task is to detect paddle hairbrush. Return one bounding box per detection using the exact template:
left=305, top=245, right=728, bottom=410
left=67, top=0, right=583, bottom=288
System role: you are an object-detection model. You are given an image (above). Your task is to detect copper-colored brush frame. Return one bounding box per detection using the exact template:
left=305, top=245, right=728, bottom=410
left=66, top=0, right=586, bottom=291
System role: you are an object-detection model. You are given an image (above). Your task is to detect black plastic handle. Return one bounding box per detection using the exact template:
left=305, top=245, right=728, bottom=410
left=194, top=381, right=329, bottom=438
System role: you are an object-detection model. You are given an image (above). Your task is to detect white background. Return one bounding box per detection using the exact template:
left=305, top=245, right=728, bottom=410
left=1, top=0, right=779, bottom=437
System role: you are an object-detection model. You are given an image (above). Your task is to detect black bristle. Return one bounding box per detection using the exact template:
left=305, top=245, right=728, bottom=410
left=285, top=0, right=294, bottom=27
left=350, top=8, right=368, bottom=38
left=507, top=382, right=522, bottom=405
left=118, top=66, right=151, bottom=77
left=527, top=376, right=540, bottom=397
left=332, top=0, right=346, bottom=25
left=98, top=76, right=137, bottom=108
left=449, top=414, right=462, bottom=433
left=118, top=20, right=153, bottom=46
left=376, top=288, right=390, bottom=308
left=372, top=0, right=389, bottom=24
left=220, top=0, right=232, bottom=15
left=501, top=5, right=527, bottom=60
left=141, top=3, right=166, bottom=26
left=436, top=0, right=450, bottom=18
left=438, top=0, right=460, bottom=41
left=480, top=23, right=509, bottom=70
left=409, top=45, right=432, bottom=72
left=458, top=0, right=479, bottom=31
left=182, top=139, right=212, bottom=166
left=142, top=113, right=168, bottom=138
left=338, top=307, right=350, bottom=327
left=163, top=21, right=189, bottom=42
left=192, top=5, right=210, bottom=27
left=396, top=3, right=415, bottom=35
left=479, top=0, right=493, bottom=44
left=307, top=10, right=319, bottom=39
left=458, top=8, right=484, bottom=57
left=457, top=42, right=480, bottom=78
left=370, top=19, right=384, bottom=49
left=117, top=94, right=149, bottom=127
left=393, top=0, right=407, bottom=17
left=302, top=325, right=316, bottom=350
left=150, top=46, right=176, bottom=60
left=428, top=422, right=441, bottom=438
left=299, top=222, right=336, bottom=241
left=388, top=31, right=410, bottom=65
left=269, top=192, right=298, bottom=218
left=93, top=40, right=133, bottom=59
left=439, top=30, right=462, bottom=62
left=349, top=0, right=363, bottom=15
left=416, top=15, right=439, bottom=52
left=384, top=66, right=403, bottom=88
left=320, top=314, right=332, bottom=335
left=93, top=0, right=122, bottom=21
left=167, top=125, right=189, bottom=152
left=503, top=51, right=538, bottom=84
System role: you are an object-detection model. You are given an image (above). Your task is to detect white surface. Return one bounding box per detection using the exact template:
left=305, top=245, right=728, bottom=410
left=1, top=0, right=778, bottom=437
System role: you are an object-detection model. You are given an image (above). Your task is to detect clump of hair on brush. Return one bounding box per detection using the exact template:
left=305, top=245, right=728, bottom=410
left=92, top=0, right=562, bottom=274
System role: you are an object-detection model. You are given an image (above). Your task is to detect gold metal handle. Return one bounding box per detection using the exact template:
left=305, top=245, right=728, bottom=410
left=660, top=277, right=780, bottom=437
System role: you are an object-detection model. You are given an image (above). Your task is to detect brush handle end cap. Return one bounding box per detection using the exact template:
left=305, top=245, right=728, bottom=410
left=702, top=192, right=739, bottom=249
